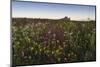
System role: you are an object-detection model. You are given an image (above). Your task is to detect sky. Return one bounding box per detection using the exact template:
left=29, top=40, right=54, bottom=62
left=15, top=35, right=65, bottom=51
left=12, top=1, right=96, bottom=21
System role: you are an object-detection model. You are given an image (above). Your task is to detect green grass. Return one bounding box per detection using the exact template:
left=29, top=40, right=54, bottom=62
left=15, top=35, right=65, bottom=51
left=12, top=18, right=96, bottom=66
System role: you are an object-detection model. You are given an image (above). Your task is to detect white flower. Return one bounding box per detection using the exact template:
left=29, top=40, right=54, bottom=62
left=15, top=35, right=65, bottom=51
left=53, top=33, right=56, bottom=37
left=57, top=40, right=59, bottom=43
left=48, top=30, right=51, bottom=34
left=70, top=32, right=73, bottom=35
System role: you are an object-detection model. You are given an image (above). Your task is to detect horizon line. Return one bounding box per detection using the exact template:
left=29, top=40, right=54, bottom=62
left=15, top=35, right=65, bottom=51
left=12, top=16, right=96, bottom=21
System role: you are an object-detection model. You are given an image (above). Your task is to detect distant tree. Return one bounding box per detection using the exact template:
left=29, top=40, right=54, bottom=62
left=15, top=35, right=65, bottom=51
left=61, top=16, right=70, bottom=21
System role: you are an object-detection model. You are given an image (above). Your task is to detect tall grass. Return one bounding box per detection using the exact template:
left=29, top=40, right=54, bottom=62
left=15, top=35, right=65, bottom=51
left=12, top=18, right=96, bottom=65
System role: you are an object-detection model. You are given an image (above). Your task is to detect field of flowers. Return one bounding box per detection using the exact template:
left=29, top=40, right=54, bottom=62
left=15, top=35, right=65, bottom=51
left=12, top=18, right=96, bottom=66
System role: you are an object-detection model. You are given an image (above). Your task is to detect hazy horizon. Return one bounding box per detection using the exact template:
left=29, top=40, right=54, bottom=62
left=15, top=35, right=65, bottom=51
left=12, top=1, right=96, bottom=21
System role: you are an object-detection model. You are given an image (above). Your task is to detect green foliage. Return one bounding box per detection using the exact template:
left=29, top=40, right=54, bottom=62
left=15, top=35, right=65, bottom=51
left=12, top=19, right=96, bottom=66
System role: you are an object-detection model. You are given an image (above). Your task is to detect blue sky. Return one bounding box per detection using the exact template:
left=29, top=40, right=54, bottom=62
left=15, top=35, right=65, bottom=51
left=12, top=1, right=96, bottom=21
